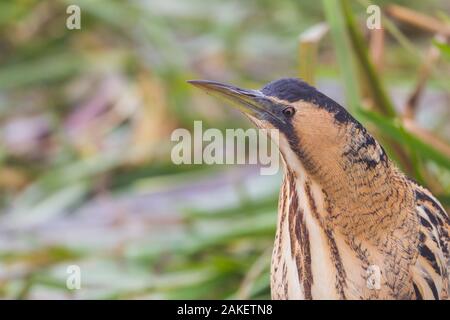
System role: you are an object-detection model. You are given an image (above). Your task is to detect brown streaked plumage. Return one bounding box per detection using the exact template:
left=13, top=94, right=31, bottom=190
left=188, top=78, right=449, bottom=300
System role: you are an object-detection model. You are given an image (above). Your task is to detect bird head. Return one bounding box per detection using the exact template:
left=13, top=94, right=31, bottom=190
left=189, top=78, right=385, bottom=176
left=188, top=78, right=386, bottom=180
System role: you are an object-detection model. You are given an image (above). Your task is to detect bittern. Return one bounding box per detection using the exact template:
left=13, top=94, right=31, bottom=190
left=188, top=78, right=449, bottom=300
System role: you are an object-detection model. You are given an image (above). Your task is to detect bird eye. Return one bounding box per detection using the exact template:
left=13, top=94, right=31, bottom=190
left=282, top=107, right=295, bottom=117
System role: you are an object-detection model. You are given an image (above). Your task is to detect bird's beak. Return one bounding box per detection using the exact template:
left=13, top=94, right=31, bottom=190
left=187, top=80, right=278, bottom=122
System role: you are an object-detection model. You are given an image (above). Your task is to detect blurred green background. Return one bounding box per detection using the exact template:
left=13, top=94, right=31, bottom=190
left=0, top=0, right=449, bottom=299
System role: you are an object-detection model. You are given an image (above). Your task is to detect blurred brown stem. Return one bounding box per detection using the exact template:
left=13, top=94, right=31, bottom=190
left=403, top=37, right=442, bottom=119
left=298, top=23, right=329, bottom=85
left=369, top=27, right=385, bottom=72
left=236, top=247, right=272, bottom=299
left=403, top=119, right=450, bottom=160
left=385, top=4, right=450, bottom=37
left=340, top=0, right=397, bottom=118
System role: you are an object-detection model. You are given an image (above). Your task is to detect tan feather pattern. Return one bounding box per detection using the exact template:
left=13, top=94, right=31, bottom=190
left=269, top=102, right=449, bottom=300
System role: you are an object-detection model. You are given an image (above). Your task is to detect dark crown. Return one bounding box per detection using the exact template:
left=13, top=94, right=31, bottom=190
left=261, top=78, right=357, bottom=125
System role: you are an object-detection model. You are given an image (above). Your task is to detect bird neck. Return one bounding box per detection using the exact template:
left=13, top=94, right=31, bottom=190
left=279, top=138, right=414, bottom=238
left=274, top=154, right=416, bottom=300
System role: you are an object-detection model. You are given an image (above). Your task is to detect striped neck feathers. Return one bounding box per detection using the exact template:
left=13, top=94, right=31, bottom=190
left=277, top=119, right=414, bottom=237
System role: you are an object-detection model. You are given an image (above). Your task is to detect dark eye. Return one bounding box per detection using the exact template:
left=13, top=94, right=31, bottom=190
left=282, top=107, right=295, bottom=117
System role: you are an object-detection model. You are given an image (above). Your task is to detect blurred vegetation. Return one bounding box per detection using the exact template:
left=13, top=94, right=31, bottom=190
left=0, top=0, right=449, bottom=299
